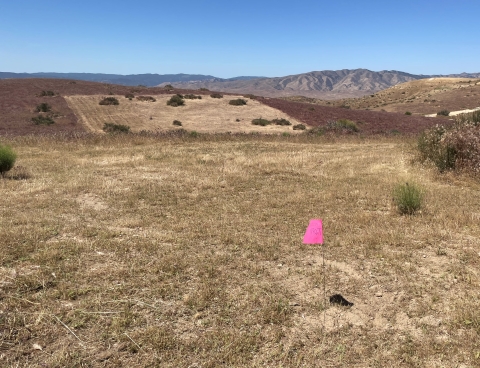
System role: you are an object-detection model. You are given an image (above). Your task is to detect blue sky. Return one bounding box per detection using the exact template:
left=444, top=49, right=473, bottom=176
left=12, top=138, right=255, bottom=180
left=1, top=0, right=479, bottom=78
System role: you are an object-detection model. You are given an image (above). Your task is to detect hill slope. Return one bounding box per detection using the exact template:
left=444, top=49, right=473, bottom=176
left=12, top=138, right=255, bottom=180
left=285, top=77, right=480, bottom=116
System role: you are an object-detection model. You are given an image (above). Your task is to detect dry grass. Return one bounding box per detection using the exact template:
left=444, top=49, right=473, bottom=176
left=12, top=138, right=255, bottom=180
left=1, top=134, right=480, bottom=367
left=65, top=95, right=303, bottom=134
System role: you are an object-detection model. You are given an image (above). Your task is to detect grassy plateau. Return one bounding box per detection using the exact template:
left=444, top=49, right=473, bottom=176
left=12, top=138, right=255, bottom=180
left=1, top=133, right=480, bottom=367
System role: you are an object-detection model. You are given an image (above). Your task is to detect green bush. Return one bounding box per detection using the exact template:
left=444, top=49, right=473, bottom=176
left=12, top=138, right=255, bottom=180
left=293, top=124, right=306, bottom=130
left=437, top=110, right=450, bottom=116
left=0, top=144, right=17, bottom=177
left=393, top=182, right=424, bottom=215
left=210, top=93, right=223, bottom=99
left=164, top=84, right=174, bottom=90
left=32, top=116, right=55, bottom=125
left=229, top=99, right=247, bottom=106
left=252, top=118, right=271, bottom=126
left=39, top=90, right=55, bottom=97
left=36, top=103, right=52, bottom=112
left=125, top=93, right=135, bottom=99
left=99, top=97, right=119, bottom=106
left=102, top=123, right=130, bottom=133
left=272, top=118, right=291, bottom=126
left=167, top=95, right=185, bottom=107
left=405, top=111, right=412, bottom=115
left=173, top=120, right=182, bottom=126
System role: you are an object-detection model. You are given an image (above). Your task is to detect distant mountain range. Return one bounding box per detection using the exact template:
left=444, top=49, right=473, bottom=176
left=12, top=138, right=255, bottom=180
left=0, top=72, right=264, bottom=87
left=166, top=69, right=480, bottom=98
left=1, top=69, right=479, bottom=99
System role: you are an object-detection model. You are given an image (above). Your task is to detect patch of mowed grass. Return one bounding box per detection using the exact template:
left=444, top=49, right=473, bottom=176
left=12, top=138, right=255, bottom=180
left=392, top=182, right=424, bottom=215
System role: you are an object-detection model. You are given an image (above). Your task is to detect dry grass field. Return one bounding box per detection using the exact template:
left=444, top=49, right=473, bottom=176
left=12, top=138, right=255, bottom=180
left=1, top=133, right=480, bottom=367
left=65, top=95, right=302, bottom=134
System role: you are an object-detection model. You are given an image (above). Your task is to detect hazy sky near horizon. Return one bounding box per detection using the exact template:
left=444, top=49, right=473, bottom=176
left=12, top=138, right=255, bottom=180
left=1, top=0, right=479, bottom=78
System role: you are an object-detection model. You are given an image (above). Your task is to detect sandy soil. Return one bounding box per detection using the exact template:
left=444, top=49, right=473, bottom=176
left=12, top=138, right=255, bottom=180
left=65, top=95, right=303, bottom=134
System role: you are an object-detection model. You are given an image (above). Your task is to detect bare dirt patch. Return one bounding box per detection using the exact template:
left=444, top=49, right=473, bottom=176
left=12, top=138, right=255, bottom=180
left=65, top=94, right=302, bottom=134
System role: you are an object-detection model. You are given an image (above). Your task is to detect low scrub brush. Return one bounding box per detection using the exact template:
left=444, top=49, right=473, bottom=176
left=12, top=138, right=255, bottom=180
left=167, top=95, right=185, bottom=107
left=36, top=103, right=52, bottom=112
left=252, top=118, right=271, bottom=126
left=210, top=93, right=223, bottom=99
left=229, top=99, right=247, bottom=106
left=103, top=123, right=130, bottom=133
left=99, top=97, right=119, bottom=106
left=0, top=144, right=17, bottom=177
left=272, top=118, right=291, bottom=126
left=393, top=182, right=424, bottom=215
left=136, top=96, right=156, bottom=102
left=32, top=116, right=55, bottom=125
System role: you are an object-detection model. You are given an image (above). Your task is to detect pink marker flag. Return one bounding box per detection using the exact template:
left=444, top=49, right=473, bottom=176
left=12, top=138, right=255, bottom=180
left=303, top=219, right=324, bottom=244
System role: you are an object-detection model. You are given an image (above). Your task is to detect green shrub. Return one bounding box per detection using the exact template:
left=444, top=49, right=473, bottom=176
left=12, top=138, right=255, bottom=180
left=210, top=93, right=223, bottom=99
left=167, top=95, right=185, bottom=107
left=405, top=111, right=412, bottom=115
left=39, top=90, right=55, bottom=97
left=32, top=115, right=55, bottom=125
left=293, top=124, right=306, bottom=130
left=183, top=94, right=202, bottom=99
left=164, top=84, right=174, bottom=90
left=173, top=120, right=182, bottom=126
left=229, top=99, right=247, bottom=106
left=0, top=144, right=17, bottom=177
left=99, top=97, right=119, bottom=106
left=136, top=96, right=156, bottom=102
left=125, top=93, right=135, bottom=99
left=393, top=182, right=424, bottom=215
left=36, top=103, right=52, bottom=112
left=252, top=118, right=271, bottom=126
left=437, top=110, right=450, bottom=116
left=272, top=118, right=291, bottom=126
left=102, top=123, right=130, bottom=133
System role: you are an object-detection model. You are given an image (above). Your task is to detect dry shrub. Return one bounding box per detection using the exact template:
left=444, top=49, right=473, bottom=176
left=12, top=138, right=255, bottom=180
left=136, top=96, right=156, bottom=102
left=418, top=112, right=480, bottom=176
left=99, top=97, right=119, bottom=106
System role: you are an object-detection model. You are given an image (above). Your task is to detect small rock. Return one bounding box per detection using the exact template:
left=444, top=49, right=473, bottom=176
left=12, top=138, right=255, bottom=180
left=32, top=343, right=43, bottom=351
left=423, top=255, right=426, bottom=258
left=375, top=292, right=383, bottom=297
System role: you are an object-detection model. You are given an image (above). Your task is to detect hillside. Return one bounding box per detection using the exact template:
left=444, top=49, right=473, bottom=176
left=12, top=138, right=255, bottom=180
left=285, top=78, right=480, bottom=116
left=0, top=78, right=445, bottom=136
